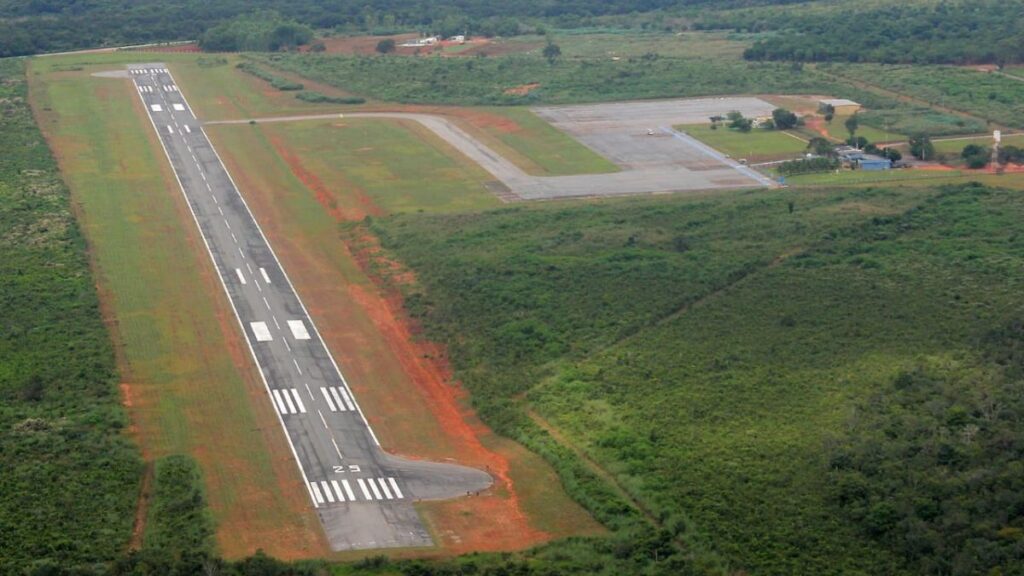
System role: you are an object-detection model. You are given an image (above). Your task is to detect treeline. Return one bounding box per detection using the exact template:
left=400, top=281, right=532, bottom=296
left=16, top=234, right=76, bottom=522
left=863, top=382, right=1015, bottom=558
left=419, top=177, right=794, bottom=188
left=0, top=57, right=141, bottom=572
left=698, top=1, right=1024, bottom=65
left=0, top=0, right=798, bottom=57
left=199, top=12, right=313, bottom=52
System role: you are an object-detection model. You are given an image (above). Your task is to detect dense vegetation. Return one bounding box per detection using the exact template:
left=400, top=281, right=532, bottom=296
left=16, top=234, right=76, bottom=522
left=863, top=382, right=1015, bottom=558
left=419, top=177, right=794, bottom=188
left=0, top=0, right=794, bottom=57
left=370, top=182, right=1024, bottom=574
left=700, top=0, right=1024, bottom=65
left=199, top=12, right=313, bottom=52
left=142, top=456, right=215, bottom=557
left=254, top=51, right=829, bottom=105
left=0, top=57, right=141, bottom=572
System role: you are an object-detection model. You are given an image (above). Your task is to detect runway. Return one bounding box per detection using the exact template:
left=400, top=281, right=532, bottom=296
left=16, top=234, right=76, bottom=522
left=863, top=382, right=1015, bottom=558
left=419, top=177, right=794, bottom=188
left=127, top=63, right=491, bottom=551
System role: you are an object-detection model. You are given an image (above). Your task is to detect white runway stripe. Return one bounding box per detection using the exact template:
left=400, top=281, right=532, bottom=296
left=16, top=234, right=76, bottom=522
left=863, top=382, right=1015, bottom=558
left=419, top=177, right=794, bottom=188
left=167, top=125, right=174, bottom=134
left=331, top=480, right=346, bottom=502
left=260, top=267, right=272, bottom=283
left=357, top=478, right=372, bottom=500
left=388, top=477, right=404, bottom=499
left=272, top=389, right=288, bottom=414
left=377, top=478, right=393, bottom=500
left=250, top=321, right=272, bottom=341
left=184, top=124, right=191, bottom=133
left=310, top=482, right=324, bottom=504
left=281, top=388, right=296, bottom=413
left=289, top=388, right=306, bottom=413
left=338, top=387, right=356, bottom=411
left=329, top=388, right=346, bottom=412
left=320, top=481, right=335, bottom=502
left=321, top=387, right=338, bottom=411
left=235, top=268, right=246, bottom=284
left=367, top=477, right=383, bottom=500
left=341, top=479, right=356, bottom=501
left=288, top=320, right=311, bottom=340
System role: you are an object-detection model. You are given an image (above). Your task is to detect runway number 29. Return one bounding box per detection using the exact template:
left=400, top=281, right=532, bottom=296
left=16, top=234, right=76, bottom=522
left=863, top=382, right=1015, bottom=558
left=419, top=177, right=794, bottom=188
left=333, top=465, right=360, bottom=474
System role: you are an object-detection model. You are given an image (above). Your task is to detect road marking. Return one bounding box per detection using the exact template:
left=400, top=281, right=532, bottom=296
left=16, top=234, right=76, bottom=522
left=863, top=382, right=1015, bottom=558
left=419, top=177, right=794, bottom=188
left=272, top=316, right=281, bottom=329
left=321, top=388, right=338, bottom=411
left=250, top=321, right=272, bottom=342
left=150, top=104, right=162, bottom=112
left=329, top=387, right=346, bottom=412
left=318, top=409, right=328, bottom=429
left=338, top=387, right=356, bottom=411
left=310, top=482, right=324, bottom=504
left=234, top=268, right=246, bottom=285
left=284, top=339, right=291, bottom=352
left=341, top=479, right=356, bottom=501
left=331, top=437, right=343, bottom=459
left=246, top=263, right=253, bottom=274
left=288, top=320, right=311, bottom=340
left=367, top=477, right=383, bottom=500
left=263, top=296, right=271, bottom=310
left=388, top=477, right=404, bottom=499
left=320, top=481, right=335, bottom=503
left=173, top=103, right=185, bottom=111
left=224, top=219, right=231, bottom=230
left=289, top=388, right=306, bottom=413
left=272, top=389, right=288, bottom=413
left=238, top=247, right=245, bottom=259
left=184, top=124, right=191, bottom=134
left=231, top=232, right=238, bottom=243
left=260, top=267, right=271, bottom=284
left=293, top=358, right=303, bottom=375
left=166, top=125, right=174, bottom=134
left=281, top=388, right=296, bottom=413
left=331, top=480, right=346, bottom=502
left=357, top=478, right=372, bottom=500
left=217, top=206, right=223, bottom=215
left=200, top=172, right=206, bottom=181
left=377, top=478, right=394, bottom=500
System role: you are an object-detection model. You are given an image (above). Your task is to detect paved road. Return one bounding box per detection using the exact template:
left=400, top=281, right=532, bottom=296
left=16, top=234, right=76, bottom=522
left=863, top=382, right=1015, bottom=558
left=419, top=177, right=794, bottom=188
left=128, top=63, right=491, bottom=551
left=206, top=104, right=776, bottom=201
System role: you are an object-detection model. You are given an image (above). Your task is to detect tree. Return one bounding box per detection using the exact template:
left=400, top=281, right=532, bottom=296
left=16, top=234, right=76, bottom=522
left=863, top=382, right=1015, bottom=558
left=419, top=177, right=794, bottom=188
left=543, top=40, right=561, bottom=63
left=844, top=114, right=859, bottom=141
left=961, top=144, right=990, bottom=169
left=822, top=103, right=835, bottom=123
left=909, top=135, right=936, bottom=161
left=807, top=136, right=834, bottom=156
left=881, top=147, right=902, bottom=162
left=772, top=107, right=799, bottom=130
left=376, top=38, right=396, bottom=54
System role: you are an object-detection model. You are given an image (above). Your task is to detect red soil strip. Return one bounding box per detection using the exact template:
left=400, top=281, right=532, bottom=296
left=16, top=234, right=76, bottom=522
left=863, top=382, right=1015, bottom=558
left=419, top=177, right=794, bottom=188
left=504, top=83, right=540, bottom=96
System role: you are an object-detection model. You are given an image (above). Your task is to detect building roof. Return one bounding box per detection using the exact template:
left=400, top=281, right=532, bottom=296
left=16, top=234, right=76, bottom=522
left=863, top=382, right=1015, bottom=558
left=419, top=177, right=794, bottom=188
left=820, top=98, right=860, bottom=107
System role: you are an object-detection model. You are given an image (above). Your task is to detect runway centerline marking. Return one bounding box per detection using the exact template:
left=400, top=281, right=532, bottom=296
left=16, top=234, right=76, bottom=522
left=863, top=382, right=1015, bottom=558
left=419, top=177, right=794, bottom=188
left=292, top=358, right=303, bottom=375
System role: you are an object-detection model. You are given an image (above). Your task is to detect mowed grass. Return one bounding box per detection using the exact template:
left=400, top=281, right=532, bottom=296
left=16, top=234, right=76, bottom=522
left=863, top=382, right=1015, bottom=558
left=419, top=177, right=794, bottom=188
left=932, top=133, right=1024, bottom=155
left=821, top=113, right=905, bottom=144
left=29, top=61, right=327, bottom=559
left=231, top=118, right=502, bottom=214
left=204, top=119, right=602, bottom=552
left=679, top=123, right=809, bottom=161
left=458, top=107, right=619, bottom=176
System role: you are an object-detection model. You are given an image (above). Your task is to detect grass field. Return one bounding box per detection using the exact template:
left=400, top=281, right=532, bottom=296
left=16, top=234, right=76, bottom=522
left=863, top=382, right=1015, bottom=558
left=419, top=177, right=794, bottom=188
left=822, top=63, right=1024, bottom=129
left=456, top=107, right=619, bottom=176
left=932, top=133, right=1024, bottom=155
left=679, top=124, right=809, bottom=161
left=212, top=118, right=500, bottom=215
left=29, top=58, right=328, bottom=560
left=204, top=118, right=602, bottom=552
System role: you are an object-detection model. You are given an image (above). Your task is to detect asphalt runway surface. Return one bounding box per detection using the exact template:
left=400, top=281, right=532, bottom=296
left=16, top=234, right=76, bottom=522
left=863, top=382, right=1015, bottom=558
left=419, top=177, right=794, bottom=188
left=207, top=95, right=777, bottom=201
left=128, top=63, right=491, bottom=551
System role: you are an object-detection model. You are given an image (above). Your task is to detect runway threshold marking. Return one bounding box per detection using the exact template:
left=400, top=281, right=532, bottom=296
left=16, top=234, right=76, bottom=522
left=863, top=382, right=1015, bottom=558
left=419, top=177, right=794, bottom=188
left=250, top=321, right=272, bottom=342
left=288, top=320, right=311, bottom=340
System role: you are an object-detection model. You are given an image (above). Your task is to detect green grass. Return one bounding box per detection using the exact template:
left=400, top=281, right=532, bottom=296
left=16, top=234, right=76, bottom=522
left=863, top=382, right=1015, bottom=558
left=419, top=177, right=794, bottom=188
left=143, top=455, right=215, bottom=555
left=679, top=124, right=809, bottom=161
left=473, top=107, right=619, bottom=175
left=822, top=63, right=1024, bottom=129
left=218, top=118, right=502, bottom=214
left=932, top=133, right=1024, bottom=155
left=0, top=57, right=141, bottom=572
left=252, top=49, right=832, bottom=106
